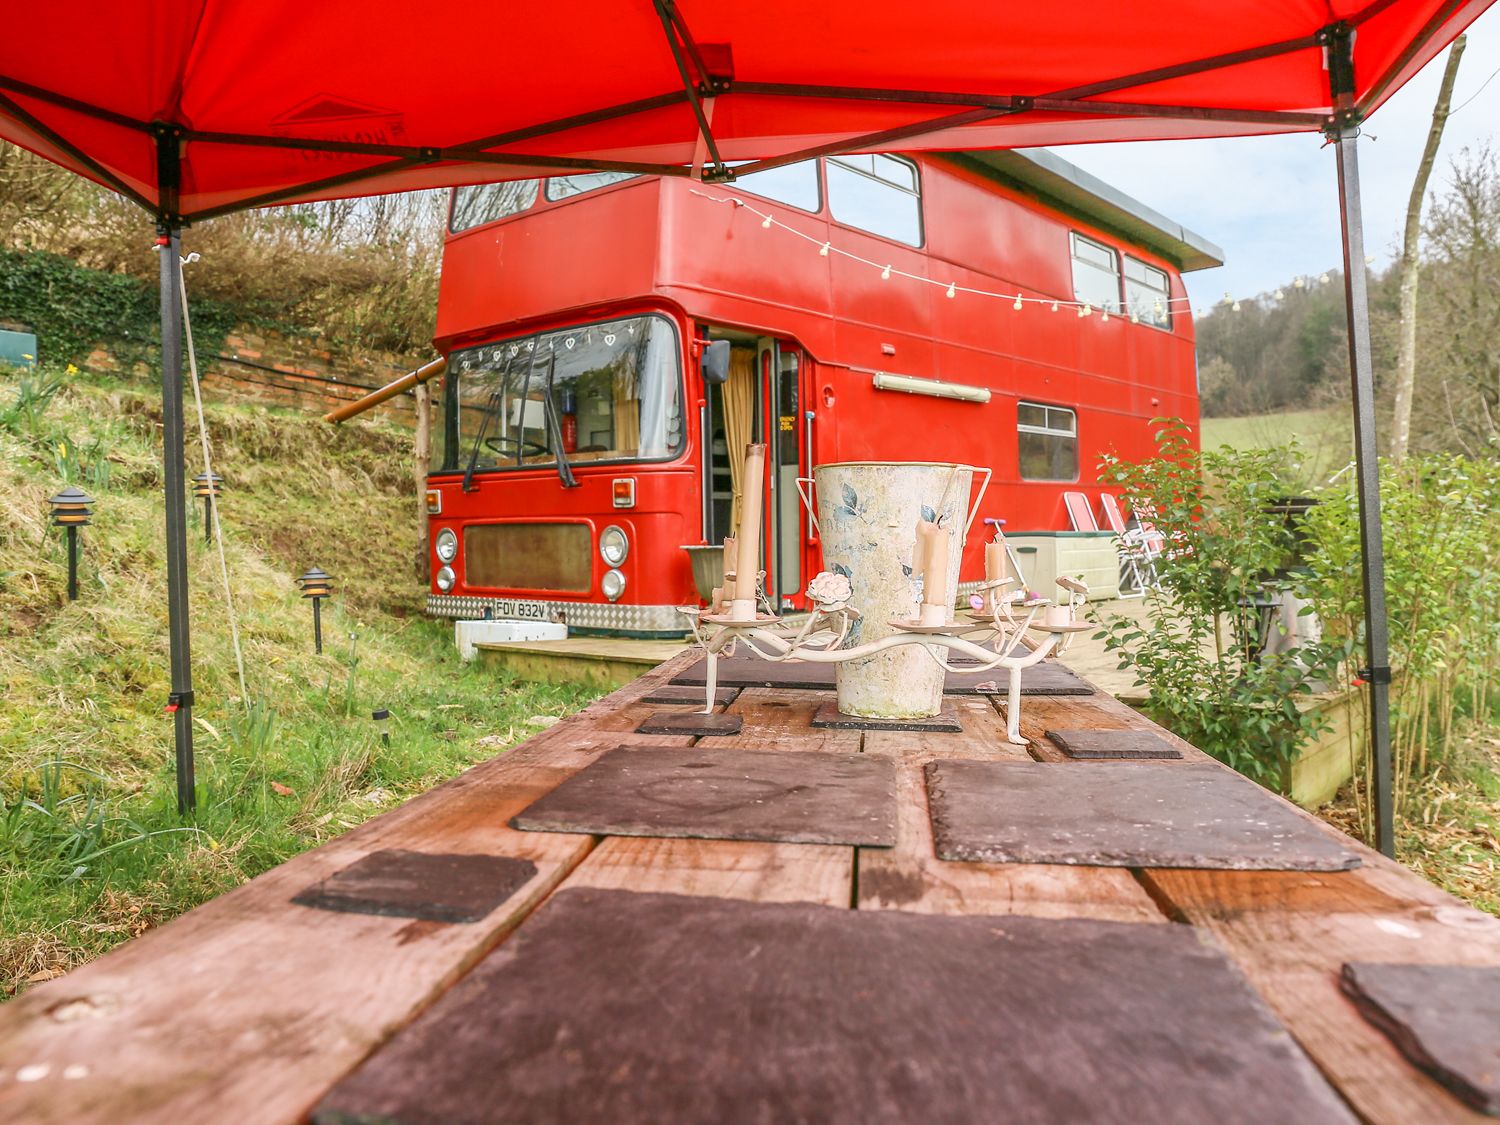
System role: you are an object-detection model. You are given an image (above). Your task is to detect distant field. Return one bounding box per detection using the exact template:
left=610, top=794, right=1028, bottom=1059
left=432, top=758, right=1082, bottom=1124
left=1201, top=407, right=1354, bottom=488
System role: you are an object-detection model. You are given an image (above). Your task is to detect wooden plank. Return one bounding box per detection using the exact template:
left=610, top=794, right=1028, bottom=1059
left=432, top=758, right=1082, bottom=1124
left=1143, top=866, right=1500, bottom=1124
left=0, top=653, right=703, bottom=1125
left=711, top=687, right=863, bottom=753
left=1001, top=690, right=1203, bottom=763
left=858, top=695, right=1164, bottom=923
left=565, top=836, right=852, bottom=906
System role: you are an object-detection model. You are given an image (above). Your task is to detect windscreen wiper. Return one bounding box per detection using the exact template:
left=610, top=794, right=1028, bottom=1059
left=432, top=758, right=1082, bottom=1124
left=461, top=351, right=517, bottom=492
left=541, top=354, right=580, bottom=489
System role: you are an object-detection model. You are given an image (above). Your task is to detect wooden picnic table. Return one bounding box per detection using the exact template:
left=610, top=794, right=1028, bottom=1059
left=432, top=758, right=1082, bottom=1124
left=1, top=649, right=1498, bottom=1123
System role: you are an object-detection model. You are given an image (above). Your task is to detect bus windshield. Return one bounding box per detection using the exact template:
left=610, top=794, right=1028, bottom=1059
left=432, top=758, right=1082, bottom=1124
left=442, top=315, right=683, bottom=474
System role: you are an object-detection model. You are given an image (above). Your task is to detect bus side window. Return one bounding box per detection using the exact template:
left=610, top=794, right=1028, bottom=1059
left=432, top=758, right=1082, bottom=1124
left=1017, top=402, right=1078, bottom=482
left=826, top=154, right=922, bottom=246
left=1070, top=233, right=1121, bottom=313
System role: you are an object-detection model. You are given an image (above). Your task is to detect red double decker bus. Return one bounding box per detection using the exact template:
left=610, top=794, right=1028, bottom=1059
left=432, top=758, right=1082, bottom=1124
left=424, top=149, right=1220, bottom=637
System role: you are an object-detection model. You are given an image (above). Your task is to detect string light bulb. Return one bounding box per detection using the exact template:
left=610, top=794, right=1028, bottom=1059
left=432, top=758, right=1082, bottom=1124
left=1274, top=288, right=1285, bottom=300
left=1130, top=311, right=1139, bottom=324
left=1101, top=307, right=1110, bottom=322
left=1078, top=303, right=1092, bottom=318
left=1231, top=299, right=1241, bottom=312
left=761, top=214, right=772, bottom=229
left=1319, top=272, right=1330, bottom=284
left=1012, top=293, right=1023, bottom=311
left=1051, top=300, right=1059, bottom=312
left=818, top=241, right=830, bottom=257
left=881, top=264, right=891, bottom=280
left=1222, top=291, right=1233, bottom=306
left=1294, top=276, right=1306, bottom=289
left=1153, top=299, right=1164, bottom=318
left=946, top=282, right=956, bottom=299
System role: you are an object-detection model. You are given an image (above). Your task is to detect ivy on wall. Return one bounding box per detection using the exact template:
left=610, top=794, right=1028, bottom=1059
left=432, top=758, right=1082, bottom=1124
left=0, top=249, right=237, bottom=370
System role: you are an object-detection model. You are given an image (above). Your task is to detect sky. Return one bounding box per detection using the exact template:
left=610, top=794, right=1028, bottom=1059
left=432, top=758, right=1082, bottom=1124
left=1050, top=9, right=1500, bottom=311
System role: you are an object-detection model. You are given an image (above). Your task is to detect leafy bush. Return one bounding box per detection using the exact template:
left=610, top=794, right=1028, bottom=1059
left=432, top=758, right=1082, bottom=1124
left=1095, top=420, right=1334, bottom=787
left=1299, top=454, right=1500, bottom=831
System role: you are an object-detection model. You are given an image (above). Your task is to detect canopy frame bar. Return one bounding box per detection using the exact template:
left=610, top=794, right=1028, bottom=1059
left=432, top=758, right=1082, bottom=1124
left=1358, top=0, right=1473, bottom=112
left=731, top=104, right=1026, bottom=178
left=0, top=88, right=153, bottom=210
left=1326, top=24, right=1396, bottom=858
left=652, top=0, right=727, bottom=180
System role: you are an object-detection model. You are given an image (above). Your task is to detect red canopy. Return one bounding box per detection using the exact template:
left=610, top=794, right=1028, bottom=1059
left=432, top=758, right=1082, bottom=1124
left=0, top=0, right=1489, bottom=223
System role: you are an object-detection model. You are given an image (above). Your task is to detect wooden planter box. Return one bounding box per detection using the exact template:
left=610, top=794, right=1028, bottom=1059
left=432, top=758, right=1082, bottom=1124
left=1118, top=685, right=1365, bottom=810
left=1282, top=688, right=1366, bottom=810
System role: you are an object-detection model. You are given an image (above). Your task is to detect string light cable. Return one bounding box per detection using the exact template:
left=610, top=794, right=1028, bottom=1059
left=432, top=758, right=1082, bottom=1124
left=689, top=188, right=1367, bottom=321
left=169, top=247, right=251, bottom=707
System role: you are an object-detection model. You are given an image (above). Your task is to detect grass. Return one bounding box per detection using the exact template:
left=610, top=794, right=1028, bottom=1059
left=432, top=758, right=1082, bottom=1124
left=0, top=362, right=603, bottom=997
left=1201, top=406, right=1500, bottom=913
left=1201, top=407, right=1353, bottom=490
left=1320, top=710, right=1500, bottom=916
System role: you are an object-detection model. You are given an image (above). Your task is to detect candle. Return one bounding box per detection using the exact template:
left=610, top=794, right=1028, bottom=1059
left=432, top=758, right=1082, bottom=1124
left=911, top=519, right=928, bottom=578
left=983, top=535, right=1009, bottom=611
left=731, top=443, right=767, bottom=620
left=921, top=520, right=949, bottom=616
left=721, top=535, right=737, bottom=602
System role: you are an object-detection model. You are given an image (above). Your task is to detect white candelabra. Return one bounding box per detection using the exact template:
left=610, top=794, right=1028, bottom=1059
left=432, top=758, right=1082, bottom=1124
left=683, top=572, right=1091, bottom=745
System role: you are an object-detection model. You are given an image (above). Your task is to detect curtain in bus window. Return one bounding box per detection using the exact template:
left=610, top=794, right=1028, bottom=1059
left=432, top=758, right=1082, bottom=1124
left=612, top=369, right=641, bottom=453
left=633, top=322, right=678, bottom=457
left=723, top=347, right=757, bottom=531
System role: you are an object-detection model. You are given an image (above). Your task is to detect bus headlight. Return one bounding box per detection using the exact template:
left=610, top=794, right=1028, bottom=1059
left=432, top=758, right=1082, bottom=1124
left=435, top=566, right=456, bottom=592
left=435, top=527, right=458, bottom=563
left=601, top=568, right=626, bottom=602
left=599, top=525, right=629, bottom=567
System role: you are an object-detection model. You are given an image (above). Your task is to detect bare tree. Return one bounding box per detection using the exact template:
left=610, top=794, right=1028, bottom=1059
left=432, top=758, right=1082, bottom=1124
left=1413, top=145, right=1500, bottom=454
left=1391, top=35, right=1466, bottom=462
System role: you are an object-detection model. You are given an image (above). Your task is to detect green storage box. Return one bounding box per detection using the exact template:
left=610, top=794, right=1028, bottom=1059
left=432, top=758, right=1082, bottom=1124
left=1008, top=531, right=1121, bottom=601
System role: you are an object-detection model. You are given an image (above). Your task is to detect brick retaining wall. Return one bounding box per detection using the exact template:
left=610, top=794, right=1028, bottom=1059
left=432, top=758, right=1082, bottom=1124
left=84, top=326, right=432, bottom=424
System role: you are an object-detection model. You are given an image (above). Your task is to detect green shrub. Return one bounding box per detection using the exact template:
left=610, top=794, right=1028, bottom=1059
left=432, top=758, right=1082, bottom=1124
left=1095, top=420, right=1334, bottom=787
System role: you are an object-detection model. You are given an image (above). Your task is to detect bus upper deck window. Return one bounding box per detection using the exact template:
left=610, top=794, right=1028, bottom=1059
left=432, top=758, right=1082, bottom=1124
left=449, top=179, right=540, bottom=233
left=826, top=153, right=922, bottom=246
left=1125, top=256, right=1172, bottom=329
left=732, top=160, right=821, bottom=213
left=1070, top=233, right=1122, bottom=313
left=545, top=172, right=641, bottom=201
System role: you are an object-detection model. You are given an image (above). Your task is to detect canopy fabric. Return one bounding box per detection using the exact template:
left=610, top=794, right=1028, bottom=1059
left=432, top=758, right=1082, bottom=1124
left=0, top=0, right=1488, bottom=224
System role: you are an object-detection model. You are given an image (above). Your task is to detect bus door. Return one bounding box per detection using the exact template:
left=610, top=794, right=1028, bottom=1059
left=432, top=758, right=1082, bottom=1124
left=760, top=339, right=808, bottom=612
left=700, top=330, right=809, bottom=612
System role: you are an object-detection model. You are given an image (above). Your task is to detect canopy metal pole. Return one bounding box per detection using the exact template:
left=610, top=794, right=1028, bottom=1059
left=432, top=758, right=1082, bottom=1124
left=1327, top=25, right=1394, bottom=857
left=159, top=227, right=196, bottom=814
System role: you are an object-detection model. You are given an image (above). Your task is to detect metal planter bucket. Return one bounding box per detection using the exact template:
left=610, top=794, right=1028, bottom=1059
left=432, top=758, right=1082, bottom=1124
left=808, top=461, right=987, bottom=718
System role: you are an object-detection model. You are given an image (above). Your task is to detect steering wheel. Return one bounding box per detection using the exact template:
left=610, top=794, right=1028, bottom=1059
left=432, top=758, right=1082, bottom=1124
left=485, top=435, right=549, bottom=458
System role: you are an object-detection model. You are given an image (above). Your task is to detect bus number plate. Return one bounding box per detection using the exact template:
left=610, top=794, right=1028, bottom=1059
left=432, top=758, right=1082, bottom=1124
left=490, top=599, right=552, bottom=622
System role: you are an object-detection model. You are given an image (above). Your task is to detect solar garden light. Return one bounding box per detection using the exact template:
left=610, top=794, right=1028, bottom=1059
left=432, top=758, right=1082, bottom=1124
left=296, top=566, right=333, bottom=653
left=48, top=486, right=95, bottom=601
left=372, top=708, right=391, bottom=747
left=192, top=471, right=222, bottom=545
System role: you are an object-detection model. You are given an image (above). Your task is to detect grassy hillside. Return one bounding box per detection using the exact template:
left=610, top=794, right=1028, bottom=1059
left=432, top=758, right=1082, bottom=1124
left=0, top=364, right=600, bottom=997
left=1201, top=407, right=1353, bottom=489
